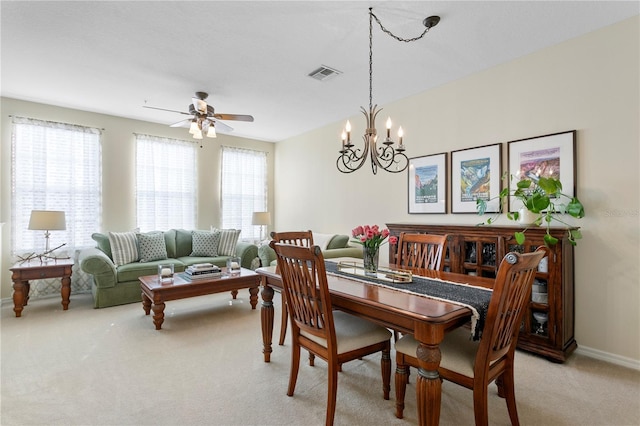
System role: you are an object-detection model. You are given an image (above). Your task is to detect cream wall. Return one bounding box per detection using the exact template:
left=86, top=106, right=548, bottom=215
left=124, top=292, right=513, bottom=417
left=0, top=98, right=275, bottom=298
left=275, top=17, right=640, bottom=364
left=1, top=16, right=637, bottom=366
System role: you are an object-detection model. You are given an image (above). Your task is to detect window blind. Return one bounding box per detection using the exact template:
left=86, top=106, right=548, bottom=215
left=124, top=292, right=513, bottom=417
left=136, top=134, right=197, bottom=231
left=220, top=146, right=267, bottom=241
left=11, top=117, right=102, bottom=253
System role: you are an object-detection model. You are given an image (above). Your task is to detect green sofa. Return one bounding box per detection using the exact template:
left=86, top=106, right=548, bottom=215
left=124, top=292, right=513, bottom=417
left=257, top=233, right=362, bottom=267
left=79, top=229, right=258, bottom=308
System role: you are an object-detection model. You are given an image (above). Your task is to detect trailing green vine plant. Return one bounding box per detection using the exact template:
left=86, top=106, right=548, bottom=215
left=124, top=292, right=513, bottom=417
left=476, top=173, right=585, bottom=246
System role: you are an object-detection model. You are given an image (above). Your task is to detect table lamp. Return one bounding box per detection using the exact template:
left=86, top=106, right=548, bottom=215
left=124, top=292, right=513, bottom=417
left=28, top=210, right=66, bottom=254
left=251, top=212, right=271, bottom=244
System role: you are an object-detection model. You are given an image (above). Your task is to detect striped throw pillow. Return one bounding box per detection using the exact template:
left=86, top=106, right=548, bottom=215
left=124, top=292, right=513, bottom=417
left=211, top=228, right=241, bottom=256
left=108, top=231, right=139, bottom=266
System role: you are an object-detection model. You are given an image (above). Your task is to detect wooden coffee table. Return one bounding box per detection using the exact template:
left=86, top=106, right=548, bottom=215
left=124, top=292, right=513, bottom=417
left=138, top=268, right=261, bottom=330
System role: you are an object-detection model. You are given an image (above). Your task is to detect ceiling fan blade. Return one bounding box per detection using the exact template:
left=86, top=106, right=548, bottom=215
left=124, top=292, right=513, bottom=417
left=213, top=120, right=234, bottom=132
left=170, top=119, right=192, bottom=128
left=143, top=105, right=191, bottom=116
left=192, top=97, right=208, bottom=114
left=214, top=113, right=254, bottom=122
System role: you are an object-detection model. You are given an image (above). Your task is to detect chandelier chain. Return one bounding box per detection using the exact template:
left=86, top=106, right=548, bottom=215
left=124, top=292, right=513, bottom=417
left=370, top=11, right=431, bottom=43
left=369, top=9, right=373, bottom=111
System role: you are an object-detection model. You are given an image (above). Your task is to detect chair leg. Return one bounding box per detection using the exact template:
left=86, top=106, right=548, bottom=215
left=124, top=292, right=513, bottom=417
left=287, top=343, right=301, bottom=397
left=472, top=380, right=490, bottom=426
left=394, top=356, right=408, bottom=419
left=326, top=361, right=339, bottom=426
left=381, top=345, right=391, bottom=400
left=501, top=368, right=521, bottom=426
left=278, top=300, right=288, bottom=345
left=309, top=352, right=316, bottom=366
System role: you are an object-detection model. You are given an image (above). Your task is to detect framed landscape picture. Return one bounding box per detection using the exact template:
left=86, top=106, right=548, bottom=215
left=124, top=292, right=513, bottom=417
left=451, top=143, right=502, bottom=213
left=408, top=153, right=447, bottom=214
left=507, top=130, right=576, bottom=212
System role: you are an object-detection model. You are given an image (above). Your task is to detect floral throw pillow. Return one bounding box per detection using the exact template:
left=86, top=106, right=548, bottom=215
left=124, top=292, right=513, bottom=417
left=190, top=230, right=221, bottom=257
left=108, top=231, right=139, bottom=266
left=138, top=232, right=168, bottom=263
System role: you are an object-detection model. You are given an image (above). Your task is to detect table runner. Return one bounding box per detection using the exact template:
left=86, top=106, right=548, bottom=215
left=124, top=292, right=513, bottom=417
left=324, top=261, right=492, bottom=340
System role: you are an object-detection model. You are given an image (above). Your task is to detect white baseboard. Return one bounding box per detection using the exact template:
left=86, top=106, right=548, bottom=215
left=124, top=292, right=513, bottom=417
left=576, top=345, right=640, bottom=371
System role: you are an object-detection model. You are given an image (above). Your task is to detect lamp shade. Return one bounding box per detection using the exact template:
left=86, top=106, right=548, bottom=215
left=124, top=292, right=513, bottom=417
left=252, top=212, right=271, bottom=226
left=28, top=210, right=66, bottom=231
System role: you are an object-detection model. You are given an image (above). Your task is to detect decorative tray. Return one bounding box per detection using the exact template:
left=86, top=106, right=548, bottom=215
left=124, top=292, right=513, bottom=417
left=335, top=261, right=413, bottom=283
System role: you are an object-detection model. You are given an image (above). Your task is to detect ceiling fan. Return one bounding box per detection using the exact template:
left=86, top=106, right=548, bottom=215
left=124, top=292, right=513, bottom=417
left=143, top=91, right=254, bottom=140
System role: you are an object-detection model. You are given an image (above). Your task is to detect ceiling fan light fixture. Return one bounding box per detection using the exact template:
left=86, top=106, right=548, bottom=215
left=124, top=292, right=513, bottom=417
left=206, top=124, right=217, bottom=138
left=193, top=128, right=203, bottom=139
left=189, top=120, right=198, bottom=135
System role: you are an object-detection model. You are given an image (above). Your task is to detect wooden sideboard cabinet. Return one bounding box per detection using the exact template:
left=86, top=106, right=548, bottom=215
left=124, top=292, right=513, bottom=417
left=386, top=223, right=577, bottom=362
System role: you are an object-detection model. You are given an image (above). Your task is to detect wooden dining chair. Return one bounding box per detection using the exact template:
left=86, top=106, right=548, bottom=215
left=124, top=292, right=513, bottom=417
left=271, top=241, right=392, bottom=426
left=270, top=230, right=314, bottom=346
left=394, top=232, right=448, bottom=272
left=394, top=246, right=547, bottom=426
left=393, top=233, right=448, bottom=345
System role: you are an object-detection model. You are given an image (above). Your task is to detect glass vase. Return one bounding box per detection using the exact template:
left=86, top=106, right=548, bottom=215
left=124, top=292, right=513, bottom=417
left=362, top=245, right=379, bottom=276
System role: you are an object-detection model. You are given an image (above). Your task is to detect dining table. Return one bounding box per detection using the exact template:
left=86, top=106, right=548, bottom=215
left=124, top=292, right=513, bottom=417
left=256, top=258, right=494, bottom=426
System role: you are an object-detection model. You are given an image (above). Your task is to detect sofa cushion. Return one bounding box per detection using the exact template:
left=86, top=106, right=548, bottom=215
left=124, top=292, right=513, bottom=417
left=190, top=230, right=221, bottom=257
left=175, top=229, right=194, bottom=257
left=108, top=231, right=139, bottom=266
left=164, top=229, right=177, bottom=258
left=327, top=234, right=350, bottom=250
left=138, top=232, right=168, bottom=262
left=313, top=233, right=336, bottom=250
left=212, top=228, right=241, bottom=256
left=92, top=232, right=113, bottom=260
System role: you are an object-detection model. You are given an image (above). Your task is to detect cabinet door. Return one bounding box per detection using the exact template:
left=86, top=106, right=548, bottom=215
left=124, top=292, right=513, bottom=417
left=460, top=236, right=500, bottom=279
left=507, top=240, right=556, bottom=347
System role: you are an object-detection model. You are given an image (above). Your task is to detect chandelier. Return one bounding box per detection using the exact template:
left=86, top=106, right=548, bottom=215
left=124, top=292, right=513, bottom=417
left=336, top=8, right=440, bottom=174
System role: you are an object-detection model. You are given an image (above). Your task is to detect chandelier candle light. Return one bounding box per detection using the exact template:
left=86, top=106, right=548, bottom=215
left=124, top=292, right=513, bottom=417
left=337, top=8, right=440, bottom=174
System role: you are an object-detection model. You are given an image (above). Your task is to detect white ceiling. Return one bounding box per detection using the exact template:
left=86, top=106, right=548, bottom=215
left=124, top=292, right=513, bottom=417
left=2, top=1, right=638, bottom=142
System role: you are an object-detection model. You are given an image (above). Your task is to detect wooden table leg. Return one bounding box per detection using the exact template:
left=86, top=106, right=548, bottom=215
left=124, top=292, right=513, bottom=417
left=142, top=293, right=152, bottom=315
left=249, top=286, right=259, bottom=309
left=151, top=301, right=165, bottom=330
left=231, top=289, right=238, bottom=299
left=24, top=282, right=31, bottom=306
left=60, top=275, right=71, bottom=310
left=415, top=326, right=444, bottom=426
left=260, top=278, right=275, bottom=362
left=12, top=280, right=26, bottom=317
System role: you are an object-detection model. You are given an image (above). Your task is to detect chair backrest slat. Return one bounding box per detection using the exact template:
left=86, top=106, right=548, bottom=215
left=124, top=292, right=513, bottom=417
left=271, top=230, right=314, bottom=275
left=395, top=232, right=447, bottom=271
left=271, top=242, right=335, bottom=346
left=477, top=247, right=547, bottom=369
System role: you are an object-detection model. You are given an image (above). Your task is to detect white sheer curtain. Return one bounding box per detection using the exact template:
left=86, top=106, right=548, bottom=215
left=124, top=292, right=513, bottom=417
left=136, top=134, right=196, bottom=231
left=220, top=146, right=267, bottom=241
left=11, top=116, right=102, bottom=254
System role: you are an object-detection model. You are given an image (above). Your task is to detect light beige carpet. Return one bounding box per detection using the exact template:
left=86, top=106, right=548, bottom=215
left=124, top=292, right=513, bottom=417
left=1, top=291, right=639, bottom=426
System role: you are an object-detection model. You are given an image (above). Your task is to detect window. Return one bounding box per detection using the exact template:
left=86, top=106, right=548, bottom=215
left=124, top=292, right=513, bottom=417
left=220, top=146, right=267, bottom=241
left=136, top=134, right=196, bottom=231
left=11, top=117, right=102, bottom=253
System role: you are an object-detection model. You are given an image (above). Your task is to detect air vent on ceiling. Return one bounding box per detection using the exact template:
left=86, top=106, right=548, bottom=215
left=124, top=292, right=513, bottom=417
left=308, top=65, right=342, bottom=81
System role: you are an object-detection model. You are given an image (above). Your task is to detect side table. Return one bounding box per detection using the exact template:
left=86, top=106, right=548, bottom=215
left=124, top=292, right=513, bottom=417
left=10, top=259, right=74, bottom=317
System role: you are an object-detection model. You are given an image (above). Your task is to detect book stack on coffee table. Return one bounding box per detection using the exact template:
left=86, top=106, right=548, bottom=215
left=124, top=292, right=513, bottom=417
left=185, top=263, right=222, bottom=280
